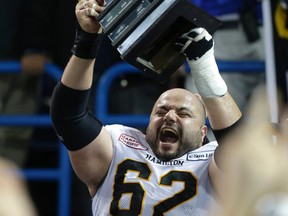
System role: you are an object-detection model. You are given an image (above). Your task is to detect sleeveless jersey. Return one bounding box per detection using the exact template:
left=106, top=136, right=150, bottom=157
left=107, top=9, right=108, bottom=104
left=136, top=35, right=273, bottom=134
left=92, top=124, right=218, bottom=216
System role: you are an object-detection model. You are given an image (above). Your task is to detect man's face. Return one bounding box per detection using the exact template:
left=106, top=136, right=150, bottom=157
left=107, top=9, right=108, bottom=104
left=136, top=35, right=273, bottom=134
left=146, top=89, right=207, bottom=161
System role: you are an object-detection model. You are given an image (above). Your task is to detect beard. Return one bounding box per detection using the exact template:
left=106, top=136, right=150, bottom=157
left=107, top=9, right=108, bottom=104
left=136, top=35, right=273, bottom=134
left=146, top=126, right=203, bottom=161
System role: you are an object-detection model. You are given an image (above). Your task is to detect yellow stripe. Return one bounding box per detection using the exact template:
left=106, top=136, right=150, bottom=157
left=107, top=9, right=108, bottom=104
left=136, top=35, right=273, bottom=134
left=275, top=4, right=288, bottom=39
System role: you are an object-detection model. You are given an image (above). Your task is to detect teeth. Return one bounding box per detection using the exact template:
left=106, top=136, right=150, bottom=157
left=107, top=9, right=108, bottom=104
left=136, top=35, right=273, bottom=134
left=162, top=128, right=177, bottom=134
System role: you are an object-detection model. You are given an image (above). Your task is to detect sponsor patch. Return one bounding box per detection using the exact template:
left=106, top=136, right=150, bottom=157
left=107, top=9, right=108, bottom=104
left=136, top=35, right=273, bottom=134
left=119, top=134, right=148, bottom=150
left=187, top=150, right=214, bottom=161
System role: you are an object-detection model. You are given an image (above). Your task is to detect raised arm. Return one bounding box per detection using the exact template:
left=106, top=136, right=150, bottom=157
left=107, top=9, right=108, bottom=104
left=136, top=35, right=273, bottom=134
left=177, top=28, right=242, bottom=189
left=50, top=0, right=113, bottom=197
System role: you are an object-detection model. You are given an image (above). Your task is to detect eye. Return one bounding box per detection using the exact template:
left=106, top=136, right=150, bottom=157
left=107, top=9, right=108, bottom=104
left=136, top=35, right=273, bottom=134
left=156, top=109, right=167, bottom=116
left=156, top=111, right=166, bottom=117
left=178, top=112, right=191, bottom=118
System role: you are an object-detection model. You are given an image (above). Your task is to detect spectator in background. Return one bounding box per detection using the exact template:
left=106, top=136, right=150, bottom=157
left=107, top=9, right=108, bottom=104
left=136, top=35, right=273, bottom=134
left=187, top=0, right=265, bottom=113
left=0, top=0, right=39, bottom=167
left=0, top=0, right=77, bottom=167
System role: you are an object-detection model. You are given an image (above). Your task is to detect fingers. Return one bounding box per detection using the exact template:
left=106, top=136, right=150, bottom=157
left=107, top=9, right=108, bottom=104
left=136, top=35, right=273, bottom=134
left=195, top=29, right=212, bottom=42
left=77, top=0, right=105, bottom=18
left=183, top=28, right=212, bottom=42
left=84, top=0, right=105, bottom=17
left=182, top=28, right=204, bottom=40
left=75, top=0, right=105, bottom=33
left=174, top=27, right=214, bottom=55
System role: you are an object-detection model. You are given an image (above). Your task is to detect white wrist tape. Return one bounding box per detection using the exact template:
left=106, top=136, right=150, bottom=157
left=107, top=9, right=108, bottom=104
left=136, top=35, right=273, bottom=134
left=187, top=49, right=227, bottom=98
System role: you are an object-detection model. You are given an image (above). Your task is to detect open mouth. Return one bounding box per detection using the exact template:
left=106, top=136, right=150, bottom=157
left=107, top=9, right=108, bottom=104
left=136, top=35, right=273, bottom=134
left=159, top=128, right=179, bottom=143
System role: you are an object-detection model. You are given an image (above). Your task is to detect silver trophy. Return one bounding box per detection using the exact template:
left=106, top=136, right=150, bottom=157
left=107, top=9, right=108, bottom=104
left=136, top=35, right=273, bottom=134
left=97, top=0, right=222, bottom=83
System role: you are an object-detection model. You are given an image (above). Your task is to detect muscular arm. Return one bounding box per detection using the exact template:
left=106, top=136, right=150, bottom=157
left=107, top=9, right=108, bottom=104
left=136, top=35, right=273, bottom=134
left=202, top=87, right=242, bottom=201
left=202, top=93, right=242, bottom=164
left=62, top=56, right=114, bottom=196
left=50, top=0, right=112, bottom=197
left=181, top=28, right=242, bottom=197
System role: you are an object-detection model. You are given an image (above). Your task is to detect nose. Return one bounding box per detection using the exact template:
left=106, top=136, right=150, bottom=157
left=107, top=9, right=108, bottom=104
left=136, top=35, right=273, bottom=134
left=164, top=110, right=177, bottom=123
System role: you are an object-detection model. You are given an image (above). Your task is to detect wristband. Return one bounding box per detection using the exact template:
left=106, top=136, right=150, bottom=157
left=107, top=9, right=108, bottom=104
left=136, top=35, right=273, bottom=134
left=71, top=23, right=102, bottom=59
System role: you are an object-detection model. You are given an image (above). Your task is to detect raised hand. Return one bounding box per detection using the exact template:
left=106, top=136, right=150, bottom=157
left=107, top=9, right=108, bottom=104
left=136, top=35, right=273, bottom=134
left=175, top=27, right=213, bottom=61
left=75, top=0, right=106, bottom=33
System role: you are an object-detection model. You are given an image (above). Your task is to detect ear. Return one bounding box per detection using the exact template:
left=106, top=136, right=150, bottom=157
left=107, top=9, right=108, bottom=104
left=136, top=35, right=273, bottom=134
left=200, top=125, right=208, bottom=143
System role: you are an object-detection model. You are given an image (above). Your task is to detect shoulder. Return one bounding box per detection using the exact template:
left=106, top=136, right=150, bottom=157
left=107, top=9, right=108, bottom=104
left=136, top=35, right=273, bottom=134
left=198, top=141, right=218, bottom=151
left=105, top=124, right=140, bottom=133
left=104, top=124, right=145, bottom=139
left=104, top=124, right=147, bottom=148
